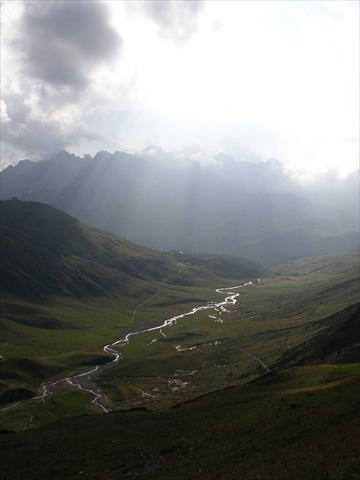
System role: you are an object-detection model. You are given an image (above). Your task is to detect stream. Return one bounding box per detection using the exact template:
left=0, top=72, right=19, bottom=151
left=2, top=281, right=268, bottom=415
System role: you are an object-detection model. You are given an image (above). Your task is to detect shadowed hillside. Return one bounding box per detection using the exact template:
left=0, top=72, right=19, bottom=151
left=1, top=352, right=360, bottom=480
left=277, top=302, right=360, bottom=366
left=0, top=199, right=260, bottom=299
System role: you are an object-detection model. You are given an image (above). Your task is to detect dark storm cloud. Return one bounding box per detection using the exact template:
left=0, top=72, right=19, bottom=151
left=133, top=1, right=205, bottom=42
left=18, top=0, right=121, bottom=90
left=1, top=93, right=100, bottom=159
left=2, top=117, right=77, bottom=157
left=1, top=1, right=119, bottom=161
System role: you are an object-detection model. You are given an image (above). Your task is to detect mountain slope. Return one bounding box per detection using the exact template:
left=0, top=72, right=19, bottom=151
left=277, top=302, right=360, bottom=366
left=0, top=199, right=260, bottom=299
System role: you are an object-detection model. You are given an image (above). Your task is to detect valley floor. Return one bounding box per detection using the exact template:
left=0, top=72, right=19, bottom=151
left=1, top=251, right=359, bottom=479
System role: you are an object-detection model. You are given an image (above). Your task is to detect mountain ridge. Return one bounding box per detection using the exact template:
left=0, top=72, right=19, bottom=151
left=0, top=199, right=260, bottom=299
left=1, top=150, right=358, bottom=265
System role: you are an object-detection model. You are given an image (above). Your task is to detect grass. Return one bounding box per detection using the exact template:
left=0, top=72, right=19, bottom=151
left=1, top=201, right=359, bottom=479
left=1, top=362, right=359, bottom=480
left=1, top=250, right=358, bottom=431
left=91, top=250, right=359, bottom=412
left=0, top=209, right=358, bottom=478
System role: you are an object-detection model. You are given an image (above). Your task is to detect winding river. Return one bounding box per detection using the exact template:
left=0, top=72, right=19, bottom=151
left=2, top=281, right=267, bottom=415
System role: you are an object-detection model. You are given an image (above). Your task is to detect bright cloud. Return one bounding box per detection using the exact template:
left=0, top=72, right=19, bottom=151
left=1, top=0, right=358, bottom=175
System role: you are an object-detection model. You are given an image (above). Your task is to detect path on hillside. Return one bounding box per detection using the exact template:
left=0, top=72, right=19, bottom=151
left=1, top=281, right=270, bottom=416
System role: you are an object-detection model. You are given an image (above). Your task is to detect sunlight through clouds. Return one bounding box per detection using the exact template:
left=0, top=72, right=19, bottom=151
left=1, top=0, right=358, bottom=175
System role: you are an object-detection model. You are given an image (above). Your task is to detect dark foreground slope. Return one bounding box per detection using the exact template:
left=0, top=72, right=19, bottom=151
left=1, top=349, right=359, bottom=480
left=277, top=302, right=360, bottom=366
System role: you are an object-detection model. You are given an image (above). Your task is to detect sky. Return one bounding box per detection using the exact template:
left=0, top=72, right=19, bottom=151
left=1, top=0, right=359, bottom=176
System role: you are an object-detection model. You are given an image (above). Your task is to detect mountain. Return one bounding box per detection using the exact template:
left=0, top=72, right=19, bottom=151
left=1, top=150, right=358, bottom=265
left=0, top=200, right=358, bottom=479
left=0, top=199, right=260, bottom=299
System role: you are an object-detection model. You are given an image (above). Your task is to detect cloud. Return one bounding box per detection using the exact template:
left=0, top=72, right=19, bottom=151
left=0, top=99, right=10, bottom=123
left=130, top=0, right=205, bottom=42
left=1, top=93, right=99, bottom=159
left=2, top=116, right=79, bottom=157
left=17, top=0, right=121, bottom=91
left=0, top=1, right=119, bottom=162
left=0, top=0, right=357, bottom=176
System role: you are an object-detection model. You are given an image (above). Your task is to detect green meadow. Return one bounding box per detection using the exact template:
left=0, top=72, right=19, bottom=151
left=1, top=250, right=358, bottom=432
left=0, top=201, right=359, bottom=479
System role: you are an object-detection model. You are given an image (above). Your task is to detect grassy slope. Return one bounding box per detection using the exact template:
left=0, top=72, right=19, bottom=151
left=1, top=363, right=359, bottom=480
left=90, top=251, right=359, bottom=413
left=0, top=250, right=359, bottom=480
left=1, top=250, right=358, bottom=429
left=0, top=200, right=258, bottom=299
left=0, top=200, right=260, bottom=421
left=0, top=200, right=359, bottom=478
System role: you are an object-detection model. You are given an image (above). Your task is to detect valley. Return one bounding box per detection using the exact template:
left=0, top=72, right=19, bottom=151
left=0, top=200, right=359, bottom=479
left=1, top=281, right=258, bottom=416
left=1, top=2, right=359, bottom=478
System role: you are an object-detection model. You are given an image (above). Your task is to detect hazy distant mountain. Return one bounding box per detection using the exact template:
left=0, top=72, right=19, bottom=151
left=1, top=150, right=358, bottom=265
